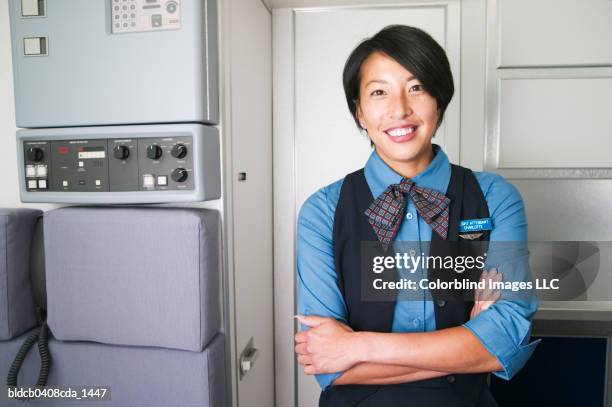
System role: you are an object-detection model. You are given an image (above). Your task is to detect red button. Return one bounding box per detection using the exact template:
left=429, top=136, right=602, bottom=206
left=58, top=146, right=69, bottom=155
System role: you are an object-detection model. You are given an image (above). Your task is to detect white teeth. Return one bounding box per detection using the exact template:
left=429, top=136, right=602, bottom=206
left=386, top=126, right=416, bottom=137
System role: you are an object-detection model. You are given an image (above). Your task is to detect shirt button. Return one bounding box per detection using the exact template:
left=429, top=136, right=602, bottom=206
left=436, top=299, right=446, bottom=307
left=446, top=375, right=456, bottom=383
left=406, top=212, right=413, bottom=220
left=412, top=318, right=420, bottom=327
left=409, top=249, right=416, bottom=256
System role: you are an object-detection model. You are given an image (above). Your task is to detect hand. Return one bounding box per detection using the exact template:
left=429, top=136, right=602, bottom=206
left=470, top=268, right=502, bottom=319
left=294, top=315, right=359, bottom=375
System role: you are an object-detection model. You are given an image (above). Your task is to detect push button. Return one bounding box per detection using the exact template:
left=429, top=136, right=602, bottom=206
left=23, top=37, right=47, bottom=56
left=37, top=179, right=47, bottom=189
left=35, top=164, right=47, bottom=177
left=25, top=165, right=36, bottom=177
left=143, top=174, right=155, bottom=187
left=22, top=0, right=45, bottom=17
left=151, top=14, right=162, bottom=27
left=27, top=180, right=37, bottom=189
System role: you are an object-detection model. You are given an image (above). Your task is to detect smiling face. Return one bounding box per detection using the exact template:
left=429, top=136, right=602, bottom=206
left=356, top=52, right=440, bottom=177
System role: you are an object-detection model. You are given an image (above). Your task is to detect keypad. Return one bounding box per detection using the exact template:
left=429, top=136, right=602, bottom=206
left=112, top=0, right=137, bottom=32
left=111, top=0, right=181, bottom=34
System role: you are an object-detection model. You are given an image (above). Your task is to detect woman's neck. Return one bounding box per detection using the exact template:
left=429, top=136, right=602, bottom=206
left=376, top=145, right=434, bottom=179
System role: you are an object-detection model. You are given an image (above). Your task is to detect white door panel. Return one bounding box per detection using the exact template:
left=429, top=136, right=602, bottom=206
left=516, top=180, right=612, bottom=241
left=497, top=0, right=612, bottom=67
left=498, top=76, right=612, bottom=168
left=229, top=1, right=275, bottom=406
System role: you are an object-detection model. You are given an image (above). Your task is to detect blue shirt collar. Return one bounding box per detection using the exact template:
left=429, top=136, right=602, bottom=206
left=363, top=143, right=451, bottom=198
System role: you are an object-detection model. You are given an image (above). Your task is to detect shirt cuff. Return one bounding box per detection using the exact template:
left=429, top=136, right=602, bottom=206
left=463, top=305, right=541, bottom=380
left=315, top=372, right=342, bottom=390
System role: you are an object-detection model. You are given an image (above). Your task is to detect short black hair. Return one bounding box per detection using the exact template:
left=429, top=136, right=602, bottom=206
left=342, top=25, right=454, bottom=130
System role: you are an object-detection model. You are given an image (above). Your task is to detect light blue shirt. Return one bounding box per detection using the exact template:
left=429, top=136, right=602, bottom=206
left=297, top=144, right=540, bottom=390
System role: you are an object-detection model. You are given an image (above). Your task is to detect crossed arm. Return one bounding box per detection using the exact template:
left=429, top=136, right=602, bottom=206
left=295, top=316, right=501, bottom=386
left=295, top=269, right=503, bottom=386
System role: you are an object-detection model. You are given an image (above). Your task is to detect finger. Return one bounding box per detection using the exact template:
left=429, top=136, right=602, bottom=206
left=478, top=291, right=501, bottom=311
left=479, top=292, right=500, bottom=308
left=473, top=302, right=482, bottom=314
left=295, top=315, right=328, bottom=328
left=304, top=365, right=316, bottom=375
left=475, top=270, right=490, bottom=302
left=295, top=343, right=309, bottom=355
left=480, top=291, right=494, bottom=302
left=478, top=269, right=500, bottom=300
left=297, top=355, right=312, bottom=366
left=479, top=282, right=496, bottom=301
left=481, top=284, right=502, bottom=301
left=478, top=301, right=494, bottom=312
left=470, top=299, right=483, bottom=318
left=478, top=270, right=488, bottom=284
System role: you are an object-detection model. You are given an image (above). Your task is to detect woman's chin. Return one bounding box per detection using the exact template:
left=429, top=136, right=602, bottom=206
left=378, top=143, right=430, bottom=163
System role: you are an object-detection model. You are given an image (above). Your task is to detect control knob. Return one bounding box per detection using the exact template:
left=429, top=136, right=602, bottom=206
left=114, top=145, right=130, bottom=160
left=171, top=143, right=188, bottom=159
left=27, top=147, right=44, bottom=162
left=171, top=168, right=188, bottom=183
left=166, top=1, right=178, bottom=13
left=146, top=144, right=163, bottom=160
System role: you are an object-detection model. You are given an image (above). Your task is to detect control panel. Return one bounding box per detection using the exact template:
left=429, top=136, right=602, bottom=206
left=112, top=0, right=181, bottom=34
left=18, top=124, right=220, bottom=204
left=24, top=136, right=193, bottom=193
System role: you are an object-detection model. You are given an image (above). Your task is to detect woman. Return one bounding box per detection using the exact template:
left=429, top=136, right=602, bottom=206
left=295, top=25, right=539, bottom=407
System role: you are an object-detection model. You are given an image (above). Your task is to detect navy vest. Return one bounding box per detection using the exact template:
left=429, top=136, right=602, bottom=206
left=319, top=164, right=497, bottom=407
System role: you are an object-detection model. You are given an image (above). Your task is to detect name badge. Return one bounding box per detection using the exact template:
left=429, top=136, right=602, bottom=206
left=459, top=218, right=492, bottom=233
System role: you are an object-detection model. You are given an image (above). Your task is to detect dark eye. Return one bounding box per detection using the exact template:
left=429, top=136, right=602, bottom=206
left=370, top=89, right=385, bottom=96
left=409, top=84, right=424, bottom=92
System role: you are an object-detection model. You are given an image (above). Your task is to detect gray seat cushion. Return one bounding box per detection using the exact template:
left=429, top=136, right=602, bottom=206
left=0, top=332, right=227, bottom=406
left=0, top=208, right=42, bottom=340
left=44, top=207, right=221, bottom=352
